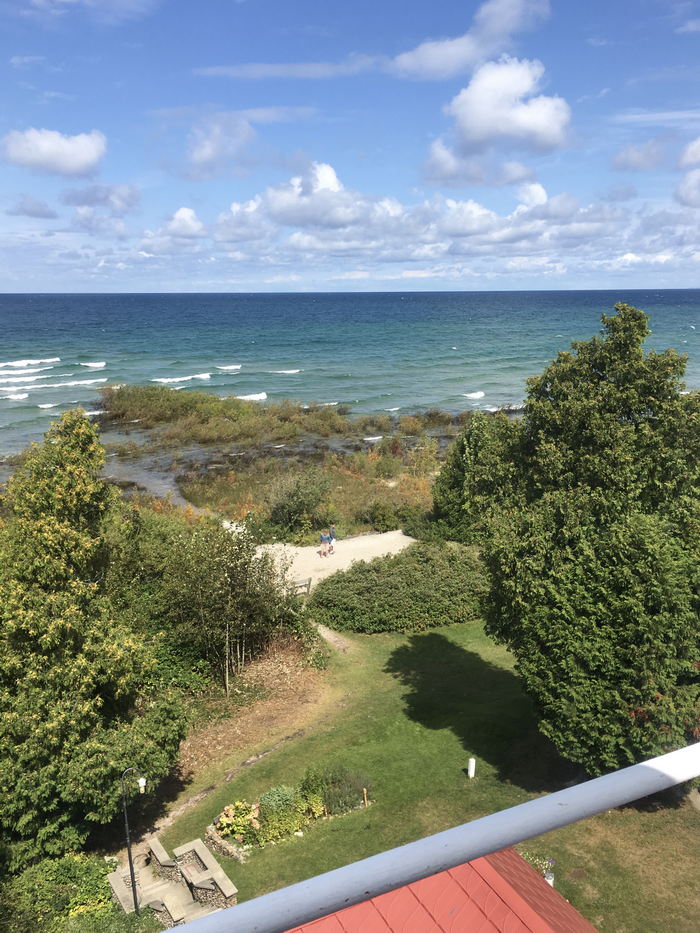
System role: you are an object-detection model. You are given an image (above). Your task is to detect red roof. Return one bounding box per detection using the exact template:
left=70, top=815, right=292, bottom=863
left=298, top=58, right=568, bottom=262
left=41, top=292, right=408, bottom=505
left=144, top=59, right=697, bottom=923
left=286, top=848, right=597, bottom=933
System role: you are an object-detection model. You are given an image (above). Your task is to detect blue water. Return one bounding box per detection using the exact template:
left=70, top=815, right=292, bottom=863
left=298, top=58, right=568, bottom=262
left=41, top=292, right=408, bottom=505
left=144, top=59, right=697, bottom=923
left=1, top=290, right=699, bottom=456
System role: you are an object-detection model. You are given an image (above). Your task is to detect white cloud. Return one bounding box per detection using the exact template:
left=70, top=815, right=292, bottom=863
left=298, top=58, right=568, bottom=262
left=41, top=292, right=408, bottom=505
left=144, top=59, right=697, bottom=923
left=676, top=169, right=700, bottom=208
left=445, top=57, right=570, bottom=151
left=614, top=109, right=700, bottom=127
left=675, top=18, right=700, bottom=34
left=2, top=127, right=106, bottom=176
left=195, top=55, right=375, bottom=80
left=27, top=0, right=159, bottom=24
left=6, top=194, right=58, bottom=218
left=62, top=183, right=139, bottom=214
left=679, top=136, right=700, bottom=168
left=516, top=181, right=547, bottom=207
left=424, top=139, right=486, bottom=185
left=195, top=0, right=549, bottom=82
left=185, top=108, right=316, bottom=177
left=612, top=138, right=665, bottom=171
left=166, top=207, right=205, bottom=237
left=391, top=0, right=549, bottom=79
left=9, top=55, right=46, bottom=67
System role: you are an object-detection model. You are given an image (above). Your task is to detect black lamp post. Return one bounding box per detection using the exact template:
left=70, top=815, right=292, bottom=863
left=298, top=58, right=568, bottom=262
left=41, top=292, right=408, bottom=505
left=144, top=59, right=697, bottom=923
left=121, top=767, right=147, bottom=915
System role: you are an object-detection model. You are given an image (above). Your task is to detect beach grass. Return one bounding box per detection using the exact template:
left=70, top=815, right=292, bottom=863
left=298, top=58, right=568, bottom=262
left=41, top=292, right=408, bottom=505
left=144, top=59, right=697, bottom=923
left=158, top=622, right=700, bottom=932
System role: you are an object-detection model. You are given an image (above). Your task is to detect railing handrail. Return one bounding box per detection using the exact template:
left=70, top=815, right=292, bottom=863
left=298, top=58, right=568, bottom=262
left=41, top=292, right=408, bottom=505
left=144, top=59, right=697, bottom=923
left=181, top=741, right=700, bottom=932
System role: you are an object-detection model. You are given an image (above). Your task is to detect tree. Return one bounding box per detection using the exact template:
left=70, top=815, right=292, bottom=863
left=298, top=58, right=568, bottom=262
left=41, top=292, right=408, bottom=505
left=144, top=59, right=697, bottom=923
left=439, top=305, right=700, bottom=774
left=161, top=522, right=295, bottom=691
left=0, top=412, right=185, bottom=869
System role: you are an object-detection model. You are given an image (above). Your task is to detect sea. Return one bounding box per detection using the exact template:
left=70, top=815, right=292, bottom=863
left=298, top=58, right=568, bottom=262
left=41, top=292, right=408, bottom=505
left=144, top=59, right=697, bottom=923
left=1, top=290, right=699, bottom=457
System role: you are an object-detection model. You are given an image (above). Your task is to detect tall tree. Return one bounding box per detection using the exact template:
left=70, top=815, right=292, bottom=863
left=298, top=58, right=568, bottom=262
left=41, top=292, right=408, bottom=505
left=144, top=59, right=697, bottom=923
left=0, top=412, right=184, bottom=868
left=439, top=305, right=700, bottom=774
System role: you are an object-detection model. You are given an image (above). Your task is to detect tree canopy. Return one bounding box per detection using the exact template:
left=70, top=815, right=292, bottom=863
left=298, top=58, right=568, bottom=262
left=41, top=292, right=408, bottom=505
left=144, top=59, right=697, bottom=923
left=437, top=304, right=700, bottom=774
left=0, top=411, right=185, bottom=869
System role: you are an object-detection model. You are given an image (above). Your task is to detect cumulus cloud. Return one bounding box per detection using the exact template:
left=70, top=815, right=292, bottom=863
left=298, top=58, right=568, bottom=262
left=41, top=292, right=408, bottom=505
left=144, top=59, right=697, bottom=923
left=444, top=57, right=570, bottom=152
left=185, top=108, right=316, bottom=177
left=166, top=207, right=205, bottom=237
left=6, top=194, right=58, bottom=218
left=424, top=139, right=535, bottom=187
left=391, top=0, right=549, bottom=79
left=62, top=184, right=139, bottom=214
left=679, top=136, right=700, bottom=168
left=195, top=0, right=549, bottom=82
left=2, top=127, right=106, bottom=176
left=676, top=169, right=700, bottom=207
left=612, top=137, right=665, bottom=171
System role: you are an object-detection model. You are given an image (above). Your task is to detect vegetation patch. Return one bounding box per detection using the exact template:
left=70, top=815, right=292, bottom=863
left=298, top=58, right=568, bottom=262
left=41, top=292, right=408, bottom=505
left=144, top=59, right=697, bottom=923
left=213, top=765, right=371, bottom=850
left=309, top=542, right=487, bottom=633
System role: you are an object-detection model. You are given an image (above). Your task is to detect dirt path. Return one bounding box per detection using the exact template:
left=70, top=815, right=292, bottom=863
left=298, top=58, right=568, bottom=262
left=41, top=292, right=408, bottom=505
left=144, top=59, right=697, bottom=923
left=260, top=529, right=416, bottom=590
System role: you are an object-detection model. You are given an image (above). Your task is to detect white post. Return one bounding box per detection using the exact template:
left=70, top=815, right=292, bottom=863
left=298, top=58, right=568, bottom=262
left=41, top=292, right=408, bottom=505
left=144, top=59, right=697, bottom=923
left=467, top=757, right=476, bottom=779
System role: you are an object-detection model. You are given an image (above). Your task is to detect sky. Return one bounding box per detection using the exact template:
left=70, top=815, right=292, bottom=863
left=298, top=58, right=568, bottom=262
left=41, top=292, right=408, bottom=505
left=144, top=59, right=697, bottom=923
left=1, top=0, right=700, bottom=292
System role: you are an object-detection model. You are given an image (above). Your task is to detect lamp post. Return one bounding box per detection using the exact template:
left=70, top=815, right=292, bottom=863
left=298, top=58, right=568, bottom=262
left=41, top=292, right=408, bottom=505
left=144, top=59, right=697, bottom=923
left=121, top=767, right=147, bottom=915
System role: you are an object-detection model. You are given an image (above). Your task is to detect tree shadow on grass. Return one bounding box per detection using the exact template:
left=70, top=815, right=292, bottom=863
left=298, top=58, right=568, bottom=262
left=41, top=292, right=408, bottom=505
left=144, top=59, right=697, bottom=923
left=385, top=632, right=579, bottom=794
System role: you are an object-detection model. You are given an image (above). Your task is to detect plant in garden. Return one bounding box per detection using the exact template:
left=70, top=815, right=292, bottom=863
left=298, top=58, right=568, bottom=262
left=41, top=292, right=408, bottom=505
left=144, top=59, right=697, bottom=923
left=256, top=784, right=308, bottom=843
left=215, top=801, right=260, bottom=844
left=309, top=542, right=487, bottom=633
left=0, top=412, right=185, bottom=869
left=300, top=765, right=371, bottom=816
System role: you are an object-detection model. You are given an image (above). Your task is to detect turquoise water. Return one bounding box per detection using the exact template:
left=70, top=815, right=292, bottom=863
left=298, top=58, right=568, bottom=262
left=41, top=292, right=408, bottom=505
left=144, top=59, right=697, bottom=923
left=1, top=290, right=698, bottom=456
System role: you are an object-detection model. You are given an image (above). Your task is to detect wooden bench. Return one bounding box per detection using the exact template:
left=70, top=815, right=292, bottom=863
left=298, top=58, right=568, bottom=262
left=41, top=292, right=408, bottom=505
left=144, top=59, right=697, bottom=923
left=173, top=839, right=238, bottom=901
left=293, top=577, right=312, bottom=596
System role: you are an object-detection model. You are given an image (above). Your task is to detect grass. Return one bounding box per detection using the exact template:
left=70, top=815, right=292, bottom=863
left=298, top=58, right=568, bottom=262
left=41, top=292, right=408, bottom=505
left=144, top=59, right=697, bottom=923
left=178, top=449, right=435, bottom=540
left=158, top=622, right=700, bottom=931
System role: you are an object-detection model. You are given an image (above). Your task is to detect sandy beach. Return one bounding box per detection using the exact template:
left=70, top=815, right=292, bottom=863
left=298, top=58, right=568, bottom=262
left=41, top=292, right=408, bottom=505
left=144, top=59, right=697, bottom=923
left=259, top=529, right=416, bottom=590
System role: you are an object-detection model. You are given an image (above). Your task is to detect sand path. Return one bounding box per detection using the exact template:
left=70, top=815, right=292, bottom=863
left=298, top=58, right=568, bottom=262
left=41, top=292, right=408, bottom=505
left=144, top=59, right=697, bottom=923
left=259, top=529, right=416, bottom=591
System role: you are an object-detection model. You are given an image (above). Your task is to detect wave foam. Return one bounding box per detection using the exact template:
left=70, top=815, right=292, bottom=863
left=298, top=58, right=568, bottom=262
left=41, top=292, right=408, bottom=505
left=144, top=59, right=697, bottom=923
left=216, top=364, right=242, bottom=371
left=271, top=369, right=301, bottom=374
left=363, top=435, right=383, bottom=442
left=463, top=391, right=485, bottom=399
left=83, top=409, right=105, bottom=416
left=0, top=365, right=55, bottom=377
left=1, top=393, right=29, bottom=400
left=0, top=357, right=60, bottom=367
left=152, top=372, right=211, bottom=384
left=384, top=407, right=400, bottom=412
left=80, top=362, right=106, bottom=369
left=237, top=392, right=267, bottom=401
left=37, top=403, right=58, bottom=409
left=0, top=378, right=108, bottom=393
left=0, top=372, right=73, bottom=386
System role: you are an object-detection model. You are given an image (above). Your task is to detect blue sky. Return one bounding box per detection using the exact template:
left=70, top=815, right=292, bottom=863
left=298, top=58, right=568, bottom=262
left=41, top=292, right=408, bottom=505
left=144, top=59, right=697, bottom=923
left=1, top=0, right=700, bottom=291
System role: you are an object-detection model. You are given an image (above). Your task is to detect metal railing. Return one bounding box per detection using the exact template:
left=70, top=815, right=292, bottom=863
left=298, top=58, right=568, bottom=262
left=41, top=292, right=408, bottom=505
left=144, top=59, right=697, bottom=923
left=181, top=741, right=700, bottom=933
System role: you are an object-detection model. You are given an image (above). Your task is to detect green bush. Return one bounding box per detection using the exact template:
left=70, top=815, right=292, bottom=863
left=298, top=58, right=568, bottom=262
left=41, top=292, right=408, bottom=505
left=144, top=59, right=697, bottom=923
left=309, top=542, right=487, bottom=633
left=257, top=784, right=307, bottom=843
left=268, top=468, right=332, bottom=531
left=300, top=765, right=371, bottom=815
left=0, top=854, right=126, bottom=933
left=360, top=499, right=399, bottom=532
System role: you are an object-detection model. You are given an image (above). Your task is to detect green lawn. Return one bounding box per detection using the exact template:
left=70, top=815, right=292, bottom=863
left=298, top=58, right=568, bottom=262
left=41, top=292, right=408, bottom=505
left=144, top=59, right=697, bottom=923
left=160, top=623, right=700, bottom=932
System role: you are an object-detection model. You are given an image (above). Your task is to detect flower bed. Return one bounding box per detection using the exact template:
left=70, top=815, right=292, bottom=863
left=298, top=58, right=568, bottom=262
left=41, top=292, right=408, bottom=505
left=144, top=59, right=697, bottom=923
left=213, top=765, right=371, bottom=850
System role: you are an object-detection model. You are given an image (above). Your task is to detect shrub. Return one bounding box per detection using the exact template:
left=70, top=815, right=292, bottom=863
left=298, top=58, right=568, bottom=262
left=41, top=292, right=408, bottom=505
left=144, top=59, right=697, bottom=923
left=268, top=468, right=332, bottom=531
left=309, top=542, right=487, bottom=633
left=0, top=853, right=121, bottom=933
left=257, top=784, right=307, bottom=843
left=300, top=765, right=371, bottom=816
left=360, top=500, right=399, bottom=532
left=215, top=801, right=260, bottom=844
left=398, top=415, right=423, bottom=436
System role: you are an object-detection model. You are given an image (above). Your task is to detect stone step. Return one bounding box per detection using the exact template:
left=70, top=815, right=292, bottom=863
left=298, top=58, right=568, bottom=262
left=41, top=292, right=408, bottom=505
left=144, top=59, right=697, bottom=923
left=107, top=871, right=137, bottom=914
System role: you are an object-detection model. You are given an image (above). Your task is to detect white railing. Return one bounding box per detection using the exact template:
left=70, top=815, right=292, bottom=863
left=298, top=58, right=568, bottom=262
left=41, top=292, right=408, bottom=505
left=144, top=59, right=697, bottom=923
left=181, top=742, right=700, bottom=932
